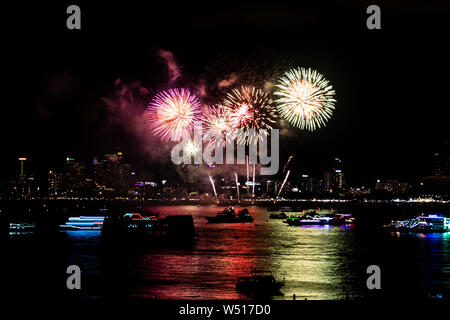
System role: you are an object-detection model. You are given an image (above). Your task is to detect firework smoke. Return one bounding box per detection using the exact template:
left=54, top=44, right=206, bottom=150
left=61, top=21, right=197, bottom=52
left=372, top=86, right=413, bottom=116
left=159, top=49, right=181, bottom=83
left=218, top=72, right=239, bottom=89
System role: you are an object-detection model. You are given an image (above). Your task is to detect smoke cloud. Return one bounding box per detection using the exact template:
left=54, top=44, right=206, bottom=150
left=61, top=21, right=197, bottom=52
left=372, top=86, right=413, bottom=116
left=158, top=49, right=181, bottom=83
left=218, top=72, right=239, bottom=89
left=101, top=79, right=174, bottom=164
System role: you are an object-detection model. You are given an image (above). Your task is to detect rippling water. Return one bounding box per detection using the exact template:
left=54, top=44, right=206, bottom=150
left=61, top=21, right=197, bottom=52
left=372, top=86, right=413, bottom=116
left=4, top=205, right=450, bottom=300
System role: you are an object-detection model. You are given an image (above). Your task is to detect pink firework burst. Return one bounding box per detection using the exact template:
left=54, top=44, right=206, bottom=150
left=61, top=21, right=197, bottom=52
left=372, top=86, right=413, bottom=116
left=147, top=88, right=201, bottom=142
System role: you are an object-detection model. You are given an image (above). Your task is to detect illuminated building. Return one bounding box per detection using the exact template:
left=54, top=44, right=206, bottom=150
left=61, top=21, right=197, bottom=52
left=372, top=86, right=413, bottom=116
left=9, top=157, right=39, bottom=200
left=64, top=157, right=86, bottom=196
left=93, top=152, right=133, bottom=194
left=375, top=179, right=411, bottom=195
left=299, top=174, right=323, bottom=194
left=323, top=157, right=345, bottom=192
left=48, top=170, right=63, bottom=197
left=18, top=157, right=27, bottom=177
left=333, top=157, right=345, bottom=190
left=434, top=141, right=450, bottom=177
left=323, top=171, right=333, bottom=192
left=375, top=179, right=383, bottom=190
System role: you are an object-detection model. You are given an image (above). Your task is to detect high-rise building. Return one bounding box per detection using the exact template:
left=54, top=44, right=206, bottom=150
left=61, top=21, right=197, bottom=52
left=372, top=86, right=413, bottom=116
left=434, top=141, right=450, bottom=176
left=18, top=157, right=27, bottom=178
left=9, top=157, right=38, bottom=200
left=64, top=157, right=86, bottom=196
left=333, top=157, right=345, bottom=190
left=48, top=170, right=63, bottom=197
left=323, top=171, right=333, bottom=192
left=323, top=157, right=345, bottom=192
left=299, top=174, right=323, bottom=194
left=93, top=152, right=133, bottom=193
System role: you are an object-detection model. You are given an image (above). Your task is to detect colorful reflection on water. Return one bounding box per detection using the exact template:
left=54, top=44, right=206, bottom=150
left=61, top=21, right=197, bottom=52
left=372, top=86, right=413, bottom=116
left=5, top=205, right=450, bottom=300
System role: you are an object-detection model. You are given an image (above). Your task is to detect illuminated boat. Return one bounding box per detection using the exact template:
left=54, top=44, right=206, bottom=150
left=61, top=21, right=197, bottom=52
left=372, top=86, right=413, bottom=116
left=9, top=223, right=36, bottom=232
left=102, top=213, right=195, bottom=245
left=206, top=207, right=254, bottom=223
left=59, top=216, right=105, bottom=230
left=384, top=214, right=449, bottom=233
left=285, top=213, right=355, bottom=226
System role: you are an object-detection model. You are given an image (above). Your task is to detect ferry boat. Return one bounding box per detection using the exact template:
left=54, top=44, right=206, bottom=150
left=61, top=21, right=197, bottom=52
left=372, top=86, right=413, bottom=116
left=285, top=212, right=355, bottom=226
left=59, top=216, right=105, bottom=230
left=206, top=207, right=254, bottom=223
left=384, top=214, right=450, bottom=233
left=102, top=212, right=195, bottom=244
left=9, top=222, right=36, bottom=232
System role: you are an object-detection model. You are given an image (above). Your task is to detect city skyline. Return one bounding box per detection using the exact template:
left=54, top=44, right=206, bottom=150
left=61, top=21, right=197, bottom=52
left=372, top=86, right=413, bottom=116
left=2, top=1, right=450, bottom=310
left=2, top=2, right=450, bottom=187
left=3, top=148, right=449, bottom=201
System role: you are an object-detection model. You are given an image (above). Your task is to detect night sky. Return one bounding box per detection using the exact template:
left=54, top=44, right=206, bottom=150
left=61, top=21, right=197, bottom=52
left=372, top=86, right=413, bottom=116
left=2, top=1, right=449, bottom=185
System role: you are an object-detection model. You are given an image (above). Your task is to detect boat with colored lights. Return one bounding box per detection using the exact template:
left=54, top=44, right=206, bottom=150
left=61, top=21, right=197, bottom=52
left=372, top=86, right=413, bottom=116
left=60, top=216, right=105, bottom=230
left=384, top=214, right=449, bottom=233
left=285, top=212, right=355, bottom=226
left=102, top=212, right=195, bottom=245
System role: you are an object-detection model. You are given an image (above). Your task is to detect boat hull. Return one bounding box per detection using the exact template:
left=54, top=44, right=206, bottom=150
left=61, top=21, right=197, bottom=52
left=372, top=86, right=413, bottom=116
left=206, top=216, right=254, bottom=223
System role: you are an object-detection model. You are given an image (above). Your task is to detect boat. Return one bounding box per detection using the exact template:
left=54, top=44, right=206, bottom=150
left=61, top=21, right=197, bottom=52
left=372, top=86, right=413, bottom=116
left=59, top=216, right=105, bottom=230
left=102, top=212, right=196, bottom=245
left=285, top=212, right=355, bottom=226
left=384, top=214, right=449, bottom=233
left=206, top=207, right=254, bottom=223
left=9, top=222, right=36, bottom=232
left=269, top=212, right=287, bottom=219
left=236, top=274, right=284, bottom=297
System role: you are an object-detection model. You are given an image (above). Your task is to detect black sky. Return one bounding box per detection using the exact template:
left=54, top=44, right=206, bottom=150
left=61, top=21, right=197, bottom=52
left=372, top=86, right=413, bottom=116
left=2, top=1, right=450, bottom=185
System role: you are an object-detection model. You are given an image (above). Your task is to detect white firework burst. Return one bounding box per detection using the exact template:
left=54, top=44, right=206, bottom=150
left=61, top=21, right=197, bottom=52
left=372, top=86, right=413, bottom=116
left=274, top=67, right=336, bottom=131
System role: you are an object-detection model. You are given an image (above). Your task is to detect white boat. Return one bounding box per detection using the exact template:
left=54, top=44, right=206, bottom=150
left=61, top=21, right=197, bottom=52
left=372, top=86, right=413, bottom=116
left=60, top=216, right=105, bottom=230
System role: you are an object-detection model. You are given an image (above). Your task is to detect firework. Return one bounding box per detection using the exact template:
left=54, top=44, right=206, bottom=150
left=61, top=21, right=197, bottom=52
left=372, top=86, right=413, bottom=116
left=202, top=104, right=232, bottom=142
left=147, top=88, right=201, bottom=141
left=246, top=155, right=249, bottom=182
left=185, top=139, right=201, bottom=157
left=252, top=164, right=256, bottom=196
left=277, top=170, right=290, bottom=198
left=274, top=68, right=336, bottom=131
left=282, top=155, right=294, bottom=174
left=235, top=173, right=240, bottom=200
left=223, top=85, right=277, bottom=144
left=209, top=176, right=217, bottom=197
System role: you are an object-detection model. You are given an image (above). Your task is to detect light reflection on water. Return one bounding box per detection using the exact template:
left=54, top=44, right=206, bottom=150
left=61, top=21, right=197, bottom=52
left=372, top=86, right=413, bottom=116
left=44, top=206, right=450, bottom=300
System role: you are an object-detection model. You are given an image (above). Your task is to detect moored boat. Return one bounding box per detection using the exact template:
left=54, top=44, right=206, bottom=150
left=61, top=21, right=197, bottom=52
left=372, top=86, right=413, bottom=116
left=236, top=274, right=284, bottom=297
left=384, top=214, right=449, bottom=233
left=206, top=207, right=254, bottom=223
left=269, top=212, right=287, bottom=219
left=59, top=216, right=105, bottom=230
left=102, top=212, right=195, bottom=245
left=285, top=212, right=355, bottom=226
